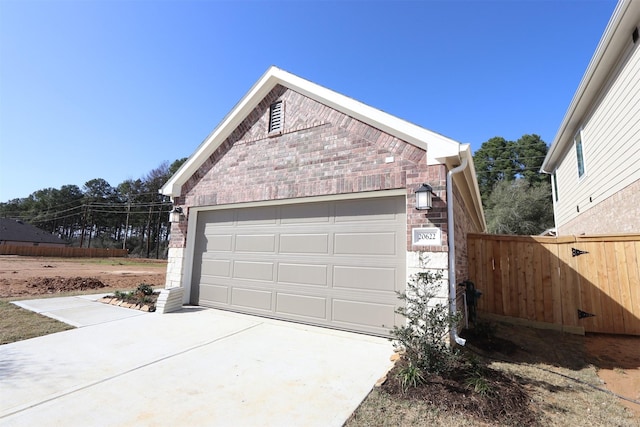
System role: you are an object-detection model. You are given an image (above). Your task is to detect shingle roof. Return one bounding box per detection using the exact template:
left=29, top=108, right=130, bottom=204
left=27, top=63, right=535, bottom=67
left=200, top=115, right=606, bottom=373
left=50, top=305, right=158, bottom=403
left=0, top=218, right=68, bottom=245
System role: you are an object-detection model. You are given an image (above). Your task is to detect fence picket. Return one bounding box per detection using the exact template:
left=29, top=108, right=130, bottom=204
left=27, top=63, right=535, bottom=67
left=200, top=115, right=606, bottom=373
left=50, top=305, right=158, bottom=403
left=468, top=233, right=640, bottom=336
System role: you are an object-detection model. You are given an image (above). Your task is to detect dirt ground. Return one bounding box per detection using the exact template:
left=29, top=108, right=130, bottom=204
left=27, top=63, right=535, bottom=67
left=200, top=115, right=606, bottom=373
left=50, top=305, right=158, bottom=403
left=0, top=255, right=166, bottom=298
left=1, top=255, right=638, bottom=418
left=585, top=333, right=640, bottom=417
left=477, top=317, right=640, bottom=419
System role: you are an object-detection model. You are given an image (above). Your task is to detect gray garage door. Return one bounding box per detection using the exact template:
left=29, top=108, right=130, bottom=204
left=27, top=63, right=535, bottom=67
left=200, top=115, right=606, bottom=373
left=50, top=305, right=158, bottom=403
left=191, top=196, right=406, bottom=336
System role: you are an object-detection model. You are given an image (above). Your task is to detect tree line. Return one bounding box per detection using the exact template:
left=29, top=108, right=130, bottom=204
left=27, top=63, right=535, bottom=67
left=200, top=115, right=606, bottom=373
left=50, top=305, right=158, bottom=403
left=1, top=133, right=554, bottom=258
left=0, top=158, right=186, bottom=258
left=473, top=134, right=554, bottom=235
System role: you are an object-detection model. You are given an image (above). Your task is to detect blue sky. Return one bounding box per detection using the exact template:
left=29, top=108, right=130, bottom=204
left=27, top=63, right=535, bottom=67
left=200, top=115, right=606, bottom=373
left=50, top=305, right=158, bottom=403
left=0, top=0, right=616, bottom=202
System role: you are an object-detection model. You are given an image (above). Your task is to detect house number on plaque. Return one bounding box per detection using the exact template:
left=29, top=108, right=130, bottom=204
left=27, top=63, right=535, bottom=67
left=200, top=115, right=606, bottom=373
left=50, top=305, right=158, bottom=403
left=412, top=227, right=441, bottom=246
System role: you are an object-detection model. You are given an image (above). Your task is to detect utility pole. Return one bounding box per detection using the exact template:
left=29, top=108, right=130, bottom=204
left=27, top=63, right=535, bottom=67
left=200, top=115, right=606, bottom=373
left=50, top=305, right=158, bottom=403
left=87, top=208, right=93, bottom=249
left=122, top=197, right=131, bottom=250
left=155, top=197, right=163, bottom=259
left=145, top=205, right=152, bottom=258
left=79, top=204, right=87, bottom=247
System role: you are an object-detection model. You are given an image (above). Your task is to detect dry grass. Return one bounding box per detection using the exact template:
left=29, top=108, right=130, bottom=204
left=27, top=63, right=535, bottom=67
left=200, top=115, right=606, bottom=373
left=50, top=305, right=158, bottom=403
left=348, top=366, right=636, bottom=427
left=346, top=322, right=640, bottom=427
left=61, top=257, right=167, bottom=267
left=347, top=389, right=487, bottom=426
left=0, top=300, right=74, bottom=345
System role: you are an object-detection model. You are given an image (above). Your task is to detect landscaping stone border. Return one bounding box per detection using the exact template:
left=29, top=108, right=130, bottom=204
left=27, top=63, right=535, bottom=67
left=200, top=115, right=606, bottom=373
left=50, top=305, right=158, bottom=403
left=98, top=295, right=157, bottom=312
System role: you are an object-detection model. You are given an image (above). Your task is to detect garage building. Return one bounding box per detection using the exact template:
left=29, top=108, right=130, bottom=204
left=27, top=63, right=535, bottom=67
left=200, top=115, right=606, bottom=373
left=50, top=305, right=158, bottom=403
left=161, top=67, right=485, bottom=337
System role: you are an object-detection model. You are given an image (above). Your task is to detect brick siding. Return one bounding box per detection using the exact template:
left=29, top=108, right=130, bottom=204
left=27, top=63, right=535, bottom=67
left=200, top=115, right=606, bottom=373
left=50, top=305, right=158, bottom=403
left=169, top=86, right=438, bottom=249
left=452, top=179, right=483, bottom=283
left=559, top=179, right=640, bottom=235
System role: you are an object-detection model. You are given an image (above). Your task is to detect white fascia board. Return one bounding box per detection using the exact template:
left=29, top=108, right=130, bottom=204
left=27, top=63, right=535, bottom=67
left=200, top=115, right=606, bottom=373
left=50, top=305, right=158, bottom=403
left=541, top=0, right=638, bottom=173
left=462, top=145, right=487, bottom=231
left=450, top=144, right=487, bottom=232
left=162, top=66, right=463, bottom=196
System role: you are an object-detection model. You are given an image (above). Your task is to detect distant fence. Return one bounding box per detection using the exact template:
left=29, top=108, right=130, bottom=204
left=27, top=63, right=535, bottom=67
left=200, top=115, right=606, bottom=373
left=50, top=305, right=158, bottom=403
left=468, top=233, right=640, bottom=336
left=0, top=245, right=128, bottom=258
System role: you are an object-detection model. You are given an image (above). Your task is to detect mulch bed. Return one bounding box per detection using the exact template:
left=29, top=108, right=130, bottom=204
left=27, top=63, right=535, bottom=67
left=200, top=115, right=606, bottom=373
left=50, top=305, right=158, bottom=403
left=379, top=329, right=541, bottom=426
left=381, top=359, right=538, bottom=426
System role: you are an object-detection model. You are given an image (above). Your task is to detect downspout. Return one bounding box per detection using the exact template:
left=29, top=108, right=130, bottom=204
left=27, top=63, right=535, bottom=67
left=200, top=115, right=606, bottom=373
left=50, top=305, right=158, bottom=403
left=447, top=153, right=468, bottom=346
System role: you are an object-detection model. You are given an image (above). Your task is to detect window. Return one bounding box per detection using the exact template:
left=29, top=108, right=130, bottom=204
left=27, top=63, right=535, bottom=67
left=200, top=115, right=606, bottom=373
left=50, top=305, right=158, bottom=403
left=575, top=132, right=585, bottom=178
left=268, top=101, right=283, bottom=134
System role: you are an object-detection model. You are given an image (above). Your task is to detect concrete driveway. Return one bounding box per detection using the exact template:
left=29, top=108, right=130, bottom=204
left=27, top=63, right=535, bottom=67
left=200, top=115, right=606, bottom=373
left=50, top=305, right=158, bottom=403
left=1, top=298, right=394, bottom=427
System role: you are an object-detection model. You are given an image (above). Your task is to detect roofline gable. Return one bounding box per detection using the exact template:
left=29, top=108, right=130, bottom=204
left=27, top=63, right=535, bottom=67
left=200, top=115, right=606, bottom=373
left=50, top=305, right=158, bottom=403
left=161, top=66, right=462, bottom=197
left=541, top=0, right=640, bottom=173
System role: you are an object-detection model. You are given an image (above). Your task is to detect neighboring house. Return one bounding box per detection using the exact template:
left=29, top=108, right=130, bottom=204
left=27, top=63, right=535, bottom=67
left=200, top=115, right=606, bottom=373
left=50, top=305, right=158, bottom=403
left=541, top=0, right=640, bottom=235
left=0, top=218, right=67, bottom=247
left=161, top=66, right=485, bottom=336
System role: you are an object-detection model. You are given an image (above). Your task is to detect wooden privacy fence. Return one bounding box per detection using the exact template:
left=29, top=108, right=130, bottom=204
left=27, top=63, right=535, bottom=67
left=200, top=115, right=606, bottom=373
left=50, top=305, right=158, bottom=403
left=0, top=245, right=128, bottom=258
left=468, top=233, right=640, bottom=336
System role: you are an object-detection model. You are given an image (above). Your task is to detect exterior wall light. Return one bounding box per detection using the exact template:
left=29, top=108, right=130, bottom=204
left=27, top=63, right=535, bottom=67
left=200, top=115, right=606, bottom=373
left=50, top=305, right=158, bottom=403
left=170, top=206, right=184, bottom=223
left=415, top=183, right=433, bottom=210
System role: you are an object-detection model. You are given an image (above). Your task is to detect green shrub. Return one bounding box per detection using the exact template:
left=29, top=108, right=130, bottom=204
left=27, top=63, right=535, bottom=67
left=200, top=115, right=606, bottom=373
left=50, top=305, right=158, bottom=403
left=110, top=284, right=156, bottom=305
left=396, top=362, right=425, bottom=394
left=137, top=283, right=154, bottom=296
left=390, top=259, right=462, bottom=377
left=465, top=374, right=492, bottom=397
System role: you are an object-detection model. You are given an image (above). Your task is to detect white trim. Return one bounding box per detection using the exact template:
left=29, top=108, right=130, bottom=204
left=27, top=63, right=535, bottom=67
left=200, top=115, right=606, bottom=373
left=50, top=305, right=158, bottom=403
left=192, top=189, right=407, bottom=212
left=182, top=209, right=197, bottom=303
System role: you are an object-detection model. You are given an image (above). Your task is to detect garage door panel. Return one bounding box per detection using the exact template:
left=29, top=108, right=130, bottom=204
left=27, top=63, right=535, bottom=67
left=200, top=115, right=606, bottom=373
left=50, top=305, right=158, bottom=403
left=204, top=235, right=233, bottom=252
left=332, top=299, right=396, bottom=329
left=231, top=288, right=272, bottom=311
left=277, top=263, right=328, bottom=286
left=276, top=293, right=326, bottom=319
left=333, top=265, right=396, bottom=292
left=279, top=234, right=329, bottom=254
left=199, top=284, right=229, bottom=304
left=235, top=234, right=276, bottom=252
left=237, top=206, right=278, bottom=225
left=201, top=210, right=235, bottom=227
left=334, top=232, right=397, bottom=255
left=201, top=259, right=231, bottom=277
left=280, top=203, right=330, bottom=224
left=335, top=198, right=399, bottom=222
left=233, top=261, right=274, bottom=281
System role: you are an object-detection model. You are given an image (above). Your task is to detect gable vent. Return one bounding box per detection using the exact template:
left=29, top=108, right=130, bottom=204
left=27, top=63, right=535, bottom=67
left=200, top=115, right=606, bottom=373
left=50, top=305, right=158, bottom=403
left=269, top=101, right=283, bottom=133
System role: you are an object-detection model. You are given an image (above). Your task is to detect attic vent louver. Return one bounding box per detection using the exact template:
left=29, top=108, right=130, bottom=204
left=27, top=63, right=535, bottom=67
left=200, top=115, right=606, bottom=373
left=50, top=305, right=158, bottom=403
left=268, top=101, right=283, bottom=134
